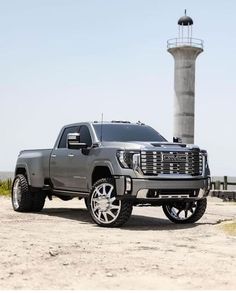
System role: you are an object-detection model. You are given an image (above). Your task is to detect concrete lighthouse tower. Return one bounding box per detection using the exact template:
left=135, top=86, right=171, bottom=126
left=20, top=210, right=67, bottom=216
left=167, top=10, right=203, bottom=144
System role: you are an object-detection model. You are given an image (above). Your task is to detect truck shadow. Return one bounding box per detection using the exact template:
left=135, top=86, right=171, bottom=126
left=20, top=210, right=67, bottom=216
left=123, top=216, right=209, bottom=231
left=40, top=207, right=211, bottom=231
left=41, top=208, right=90, bottom=224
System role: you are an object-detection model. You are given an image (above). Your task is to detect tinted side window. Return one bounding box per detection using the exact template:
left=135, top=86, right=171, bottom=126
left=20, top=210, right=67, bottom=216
left=79, top=125, right=92, bottom=147
left=58, top=126, right=78, bottom=148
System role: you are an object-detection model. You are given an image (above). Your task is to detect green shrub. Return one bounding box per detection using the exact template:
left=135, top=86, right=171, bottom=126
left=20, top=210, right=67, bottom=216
left=0, top=179, right=12, bottom=196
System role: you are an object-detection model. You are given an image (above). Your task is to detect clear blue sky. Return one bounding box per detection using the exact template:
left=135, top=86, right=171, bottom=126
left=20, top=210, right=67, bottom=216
left=0, top=0, right=235, bottom=176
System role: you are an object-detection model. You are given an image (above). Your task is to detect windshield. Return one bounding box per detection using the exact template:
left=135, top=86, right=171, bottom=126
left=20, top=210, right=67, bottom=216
left=93, top=124, right=167, bottom=142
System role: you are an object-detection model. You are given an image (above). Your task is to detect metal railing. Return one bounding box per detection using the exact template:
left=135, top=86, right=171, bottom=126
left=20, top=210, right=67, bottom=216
left=167, top=38, right=204, bottom=49
left=211, top=176, right=236, bottom=191
left=210, top=176, right=236, bottom=201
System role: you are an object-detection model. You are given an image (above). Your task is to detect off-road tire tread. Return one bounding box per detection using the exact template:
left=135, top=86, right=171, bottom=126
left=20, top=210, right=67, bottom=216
left=12, top=174, right=32, bottom=212
left=88, top=178, right=133, bottom=227
left=12, top=174, right=46, bottom=212
left=163, top=198, right=207, bottom=224
left=112, top=199, right=133, bottom=227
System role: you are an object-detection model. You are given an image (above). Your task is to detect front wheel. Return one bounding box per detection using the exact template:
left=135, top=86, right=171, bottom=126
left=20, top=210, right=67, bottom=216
left=88, top=178, right=133, bottom=227
left=162, top=198, right=207, bottom=224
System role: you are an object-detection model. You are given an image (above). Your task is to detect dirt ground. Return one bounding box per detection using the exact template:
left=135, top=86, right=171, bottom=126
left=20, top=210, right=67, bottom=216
left=0, top=196, right=236, bottom=290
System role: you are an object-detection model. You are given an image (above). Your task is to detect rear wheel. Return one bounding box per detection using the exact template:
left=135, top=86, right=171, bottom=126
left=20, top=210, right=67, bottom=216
left=88, top=178, right=133, bottom=227
left=12, top=174, right=32, bottom=212
left=12, top=174, right=45, bottom=212
left=32, top=192, right=46, bottom=212
left=162, top=198, right=207, bottom=224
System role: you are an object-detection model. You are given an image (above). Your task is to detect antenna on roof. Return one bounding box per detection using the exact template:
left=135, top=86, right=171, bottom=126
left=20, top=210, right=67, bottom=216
left=100, top=113, right=104, bottom=142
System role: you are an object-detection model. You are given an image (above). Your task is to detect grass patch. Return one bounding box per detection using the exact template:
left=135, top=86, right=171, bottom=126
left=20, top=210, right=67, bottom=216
left=221, top=221, right=236, bottom=236
left=0, top=179, right=12, bottom=196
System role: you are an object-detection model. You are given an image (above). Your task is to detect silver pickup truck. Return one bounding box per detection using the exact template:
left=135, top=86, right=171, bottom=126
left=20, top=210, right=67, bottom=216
left=12, top=121, right=211, bottom=227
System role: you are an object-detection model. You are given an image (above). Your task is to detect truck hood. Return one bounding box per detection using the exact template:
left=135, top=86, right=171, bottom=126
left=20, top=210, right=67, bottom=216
left=100, top=141, right=200, bottom=151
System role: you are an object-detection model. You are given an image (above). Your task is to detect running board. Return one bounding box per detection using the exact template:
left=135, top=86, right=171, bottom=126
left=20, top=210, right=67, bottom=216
left=53, top=189, right=89, bottom=198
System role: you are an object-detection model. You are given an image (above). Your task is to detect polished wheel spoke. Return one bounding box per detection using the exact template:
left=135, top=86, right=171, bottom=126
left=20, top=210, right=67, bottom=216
left=110, top=204, right=120, bottom=210
left=167, top=202, right=197, bottom=221
left=177, top=209, right=182, bottom=217
left=93, top=198, right=101, bottom=204
left=102, top=212, right=108, bottom=222
left=106, top=210, right=116, bottom=219
left=95, top=187, right=103, bottom=197
left=107, top=186, right=114, bottom=197
left=91, top=182, right=121, bottom=224
left=93, top=205, right=99, bottom=212
left=97, top=210, right=102, bottom=220
left=110, top=197, right=116, bottom=204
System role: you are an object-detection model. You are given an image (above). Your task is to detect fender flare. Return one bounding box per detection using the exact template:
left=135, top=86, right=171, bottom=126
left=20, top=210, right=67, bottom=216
left=15, top=164, right=31, bottom=185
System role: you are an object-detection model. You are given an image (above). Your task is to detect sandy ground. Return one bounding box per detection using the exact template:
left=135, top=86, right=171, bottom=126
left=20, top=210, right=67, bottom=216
left=0, top=196, right=236, bottom=290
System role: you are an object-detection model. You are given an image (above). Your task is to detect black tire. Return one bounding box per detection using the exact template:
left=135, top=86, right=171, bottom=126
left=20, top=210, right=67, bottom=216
left=11, top=174, right=33, bottom=212
left=32, top=192, right=46, bottom=212
left=88, top=178, right=133, bottom=227
left=12, top=174, right=45, bottom=212
left=162, top=198, right=207, bottom=224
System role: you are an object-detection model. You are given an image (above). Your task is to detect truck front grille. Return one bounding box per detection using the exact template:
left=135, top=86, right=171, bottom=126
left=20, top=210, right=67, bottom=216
left=140, top=151, right=203, bottom=176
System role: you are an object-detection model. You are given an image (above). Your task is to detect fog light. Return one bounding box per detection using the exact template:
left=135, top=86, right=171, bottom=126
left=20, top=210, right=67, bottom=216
left=125, top=177, right=132, bottom=193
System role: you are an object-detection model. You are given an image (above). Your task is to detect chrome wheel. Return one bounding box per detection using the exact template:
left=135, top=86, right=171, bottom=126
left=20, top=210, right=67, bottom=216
left=12, top=178, right=22, bottom=210
left=91, top=182, right=121, bottom=224
left=165, top=202, right=197, bottom=221
left=11, top=174, right=34, bottom=212
left=162, top=198, right=207, bottom=224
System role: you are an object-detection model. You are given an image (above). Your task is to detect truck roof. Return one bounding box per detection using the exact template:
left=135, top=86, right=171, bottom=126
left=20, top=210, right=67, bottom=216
left=63, top=121, right=146, bottom=128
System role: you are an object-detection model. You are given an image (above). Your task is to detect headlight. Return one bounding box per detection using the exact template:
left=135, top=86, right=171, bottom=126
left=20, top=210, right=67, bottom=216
left=200, top=150, right=208, bottom=164
left=117, top=150, right=140, bottom=170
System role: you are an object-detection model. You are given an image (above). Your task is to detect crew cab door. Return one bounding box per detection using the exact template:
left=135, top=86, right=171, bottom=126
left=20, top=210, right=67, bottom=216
left=50, top=125, right=92, bottom=192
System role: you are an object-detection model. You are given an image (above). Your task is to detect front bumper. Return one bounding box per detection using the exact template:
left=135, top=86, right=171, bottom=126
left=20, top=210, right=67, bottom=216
left=115, top=176, right=211, bottom=201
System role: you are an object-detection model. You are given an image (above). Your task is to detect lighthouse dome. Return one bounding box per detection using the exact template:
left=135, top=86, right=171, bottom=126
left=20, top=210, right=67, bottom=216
left=178, top=11, right=193, bottom=26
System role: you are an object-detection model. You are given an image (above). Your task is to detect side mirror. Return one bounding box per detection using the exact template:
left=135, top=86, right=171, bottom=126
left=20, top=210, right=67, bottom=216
left=67, top=133, right=87, bottom=149
left=173, top=137, right=182, bottom=143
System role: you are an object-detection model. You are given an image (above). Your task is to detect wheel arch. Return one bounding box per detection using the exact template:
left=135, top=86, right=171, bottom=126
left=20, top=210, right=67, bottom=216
left=15, top=165, right=31, bottom=185
left=91, top=166, right=113, bottom=186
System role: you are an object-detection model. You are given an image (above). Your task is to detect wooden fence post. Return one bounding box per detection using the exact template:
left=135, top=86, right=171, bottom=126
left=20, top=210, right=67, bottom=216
left=215, top=180, right=221, bottom=190
left=223, top=176, right=228, bottom=190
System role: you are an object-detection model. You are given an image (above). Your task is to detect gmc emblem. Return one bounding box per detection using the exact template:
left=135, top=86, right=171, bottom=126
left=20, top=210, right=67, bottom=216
left=162, top=154, right=187, bottom=162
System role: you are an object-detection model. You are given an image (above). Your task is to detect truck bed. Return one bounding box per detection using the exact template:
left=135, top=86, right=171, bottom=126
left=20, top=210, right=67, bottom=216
left=16, top=149, right=52, bottom=187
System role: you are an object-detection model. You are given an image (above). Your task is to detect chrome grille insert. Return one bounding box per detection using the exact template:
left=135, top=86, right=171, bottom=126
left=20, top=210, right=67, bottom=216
left=140, top=151, right=203, bottom=176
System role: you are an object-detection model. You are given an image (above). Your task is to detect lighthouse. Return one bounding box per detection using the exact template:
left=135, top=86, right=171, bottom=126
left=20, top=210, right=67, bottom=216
left=167, top=10, right=203, bottom=144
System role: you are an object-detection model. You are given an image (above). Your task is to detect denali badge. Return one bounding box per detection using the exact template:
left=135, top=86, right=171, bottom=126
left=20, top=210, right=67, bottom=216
left=162, top=153, right=187, bottom=162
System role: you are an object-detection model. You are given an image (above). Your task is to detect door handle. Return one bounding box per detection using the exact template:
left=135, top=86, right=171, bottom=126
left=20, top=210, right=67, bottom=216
left=68, top=154, right=75, bottom=157
left=51, top=154, right=56, bottom=158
